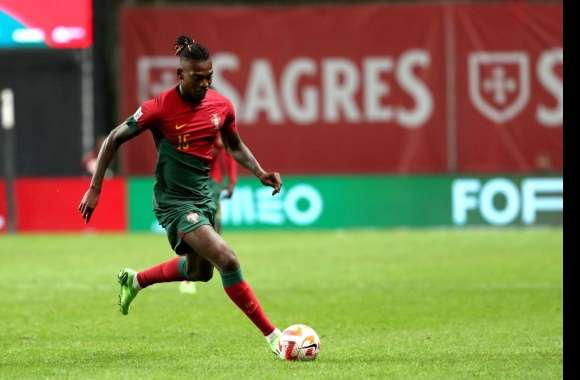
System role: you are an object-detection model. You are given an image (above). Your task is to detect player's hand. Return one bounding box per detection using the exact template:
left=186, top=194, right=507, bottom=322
left=259, top=172, right=282, bottom=195
left=224, top=183, right=235, bottom=199
left=78, top=187, right=100, bottom=224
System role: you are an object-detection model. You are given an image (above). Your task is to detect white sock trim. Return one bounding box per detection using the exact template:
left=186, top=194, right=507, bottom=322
left=266, top=328, right=281, bottom=342
left=133, top=273, right=142, bottom=290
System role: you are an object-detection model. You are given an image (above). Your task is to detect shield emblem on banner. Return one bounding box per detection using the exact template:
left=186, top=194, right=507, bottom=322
left=468, top=52, right=530, bottom=124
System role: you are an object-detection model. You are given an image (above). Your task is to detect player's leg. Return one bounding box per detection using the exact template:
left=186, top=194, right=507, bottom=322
left=119, top=246, right=216, bottom=311
left=184, top=252, right=214, bottom=282
left=117, top=254, right=189, bottom=315
left=133, top=249, right=213, bottom=286
left=118, top=210, right=217, bottom=314
left=179, top=183, right=220, bottom=292
left=179, top=252, right=214, bottom=294
left=181, top=225, right=281, bottom=354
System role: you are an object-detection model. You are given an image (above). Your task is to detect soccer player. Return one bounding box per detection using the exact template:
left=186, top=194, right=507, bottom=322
left=78, top=35, right=282, bottom=355
left=209, top=135, right=237, bottom=233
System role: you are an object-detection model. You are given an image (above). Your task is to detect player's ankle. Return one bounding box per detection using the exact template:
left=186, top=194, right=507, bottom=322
left=133, top=272, right=142, bottom=290
left=266, top=327, right=281, bottom=341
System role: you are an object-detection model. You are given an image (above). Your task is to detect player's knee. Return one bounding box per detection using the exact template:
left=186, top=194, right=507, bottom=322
left=209, top=242, right=238, bottom=272
left=221, top=259, right=239, bottom=273
left=219, top=251, right=239, bottom=273
left=185, top=263, right=197, bottom=279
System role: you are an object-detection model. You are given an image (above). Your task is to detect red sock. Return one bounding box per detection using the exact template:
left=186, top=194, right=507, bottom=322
left=222, top=269, right=275, bottom=336
left=137, top=256, right=187, bottom=288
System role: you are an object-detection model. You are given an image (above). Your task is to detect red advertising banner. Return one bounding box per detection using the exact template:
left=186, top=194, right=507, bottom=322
left=0, top=180, right=6, bottom=233
left=120, top=3, right=562, bottom=175
left=15, top=178, right=126, bottom=232
left=453, top=4, right=562, bottom=172
left=121, top=4, right=447, bottom=175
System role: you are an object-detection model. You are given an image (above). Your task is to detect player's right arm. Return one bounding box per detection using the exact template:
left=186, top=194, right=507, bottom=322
left=78, top=120, right=145, bottom=223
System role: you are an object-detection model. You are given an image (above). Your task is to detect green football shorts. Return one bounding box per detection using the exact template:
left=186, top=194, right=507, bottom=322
left=159, top=203, right=216, bottom=255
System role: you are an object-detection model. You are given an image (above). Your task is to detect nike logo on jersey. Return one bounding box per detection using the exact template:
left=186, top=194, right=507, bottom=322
left=175, top=123, right=187, bottom=130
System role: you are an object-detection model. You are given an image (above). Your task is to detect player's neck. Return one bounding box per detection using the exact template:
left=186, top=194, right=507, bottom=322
left=177, top=84, right=202, bottom=106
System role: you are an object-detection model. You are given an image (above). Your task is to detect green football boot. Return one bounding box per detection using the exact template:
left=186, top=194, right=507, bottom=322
left=117, top=268, right=140, bottom=315
left=266, top=328, right=282, bottom=357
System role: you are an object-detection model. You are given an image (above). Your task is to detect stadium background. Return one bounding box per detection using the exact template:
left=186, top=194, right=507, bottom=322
left=0, top=0, right=562, bottom=233
left=0, top=1, right=563, bottom=378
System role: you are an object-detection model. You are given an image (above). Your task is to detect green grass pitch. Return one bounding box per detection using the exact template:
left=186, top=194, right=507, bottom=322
left=0, top=229, right=562, bottom=379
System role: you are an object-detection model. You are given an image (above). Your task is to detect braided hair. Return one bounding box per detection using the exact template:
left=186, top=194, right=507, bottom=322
left=174, top=35, right=210, bottom=62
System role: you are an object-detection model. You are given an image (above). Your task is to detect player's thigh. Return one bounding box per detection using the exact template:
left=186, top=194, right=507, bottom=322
left=182, top=225, right=238, bottom=272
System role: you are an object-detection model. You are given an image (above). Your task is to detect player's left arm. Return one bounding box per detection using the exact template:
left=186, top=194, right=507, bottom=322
left=220, top=123, right=281, bottom=196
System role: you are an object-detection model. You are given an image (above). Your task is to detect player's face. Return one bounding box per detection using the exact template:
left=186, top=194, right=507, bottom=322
left=178, top=59, right=213, bottom=102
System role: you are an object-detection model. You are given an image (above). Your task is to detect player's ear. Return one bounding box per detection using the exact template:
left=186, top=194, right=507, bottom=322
left=177, top=67, right=184, bottom=81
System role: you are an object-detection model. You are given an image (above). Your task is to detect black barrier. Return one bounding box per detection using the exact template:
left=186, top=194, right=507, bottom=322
left=0, top=50, right=85, bottom=177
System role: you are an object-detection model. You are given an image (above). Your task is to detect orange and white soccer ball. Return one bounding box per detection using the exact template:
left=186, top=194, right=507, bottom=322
left=278, top=324, right=320, bottom=361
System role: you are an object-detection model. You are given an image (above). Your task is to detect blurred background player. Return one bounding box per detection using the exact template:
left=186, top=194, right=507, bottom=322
left=180, top=135, right=237, bottom=294
left=210, top=134, right=237, bottom=234
left=78, top=35, right=283, bottom=356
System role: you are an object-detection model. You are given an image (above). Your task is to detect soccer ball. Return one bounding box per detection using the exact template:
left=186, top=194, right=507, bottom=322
left=278, top=324, right=320, bottom=361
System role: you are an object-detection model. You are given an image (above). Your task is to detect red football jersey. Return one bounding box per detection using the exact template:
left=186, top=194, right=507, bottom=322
left=132, top=86, right=237, bottom=162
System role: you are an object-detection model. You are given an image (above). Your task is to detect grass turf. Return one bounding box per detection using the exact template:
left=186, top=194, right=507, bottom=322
left=0, top=229, right=562, bottom=379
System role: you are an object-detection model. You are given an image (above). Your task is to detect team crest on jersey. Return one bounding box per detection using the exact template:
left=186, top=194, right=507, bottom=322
left=186, top=212, right=199, bottom=224
left=210, top=113, right=221, bottom=129
left=133, top=107, right=143, bottom=121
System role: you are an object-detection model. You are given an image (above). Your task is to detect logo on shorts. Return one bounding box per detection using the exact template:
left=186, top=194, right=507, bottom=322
left=186, top=212, right=199, bottom=224
left=210, top=113, right=221, bottom=129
